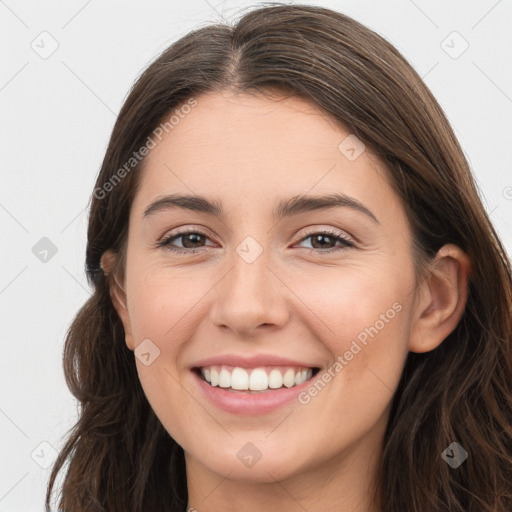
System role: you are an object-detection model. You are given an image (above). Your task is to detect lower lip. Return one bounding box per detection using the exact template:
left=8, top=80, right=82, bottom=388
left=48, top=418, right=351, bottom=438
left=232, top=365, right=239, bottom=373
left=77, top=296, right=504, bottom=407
left=191, top=369, right=316, bottom=416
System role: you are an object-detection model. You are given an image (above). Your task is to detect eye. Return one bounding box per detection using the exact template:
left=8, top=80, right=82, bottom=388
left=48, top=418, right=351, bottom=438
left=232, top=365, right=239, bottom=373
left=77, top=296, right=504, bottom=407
left=156, top=229, right=215, bottom=254
left=295, top=229, right=354, bottom=253
left=156, top=227, right=354, bottom=255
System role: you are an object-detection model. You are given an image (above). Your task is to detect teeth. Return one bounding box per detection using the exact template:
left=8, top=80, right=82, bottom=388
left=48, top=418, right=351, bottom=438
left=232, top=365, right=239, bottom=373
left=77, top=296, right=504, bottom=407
left=283, top=368, right=296, bottom=388
left=210, top=367, right=219, bottom=386
left=231, top=367, right=249, bottom=390
left=295, top=369, right=308, bottom=385
left=249, top=368, right=268, bottom=390
left=219, top=368, right=231, bottom=388
left=199, top=365, right=314, bottom=391
left=268, top=369, right=282, bottom=389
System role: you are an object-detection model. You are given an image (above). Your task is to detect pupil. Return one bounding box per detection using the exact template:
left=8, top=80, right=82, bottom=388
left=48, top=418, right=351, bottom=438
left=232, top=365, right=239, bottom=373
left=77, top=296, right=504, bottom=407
left=314, top=234, right=332, bottom=248
left=184, top=233, right=202, bottom=248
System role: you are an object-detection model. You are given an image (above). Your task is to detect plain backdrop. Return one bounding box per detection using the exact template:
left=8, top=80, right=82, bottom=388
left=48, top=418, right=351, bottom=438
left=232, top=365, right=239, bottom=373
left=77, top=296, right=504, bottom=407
left=0, top=1, right=511, bottom=510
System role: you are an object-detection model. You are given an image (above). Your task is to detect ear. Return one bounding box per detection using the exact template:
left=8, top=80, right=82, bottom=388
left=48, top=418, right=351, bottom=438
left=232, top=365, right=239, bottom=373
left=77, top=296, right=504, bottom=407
left=100, top=250, right=135, bottom=351
left=409, top=243, right=471, bottom=353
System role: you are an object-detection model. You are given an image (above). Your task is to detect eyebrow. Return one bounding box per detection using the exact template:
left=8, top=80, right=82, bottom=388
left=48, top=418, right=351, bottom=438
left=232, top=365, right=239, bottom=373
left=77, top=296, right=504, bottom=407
left=143, top=193, right=379, bottom=224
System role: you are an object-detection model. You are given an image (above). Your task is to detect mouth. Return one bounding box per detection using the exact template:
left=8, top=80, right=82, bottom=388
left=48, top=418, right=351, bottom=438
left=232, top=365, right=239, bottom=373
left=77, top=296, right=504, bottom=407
left=193, top=365, right=321, bottom=393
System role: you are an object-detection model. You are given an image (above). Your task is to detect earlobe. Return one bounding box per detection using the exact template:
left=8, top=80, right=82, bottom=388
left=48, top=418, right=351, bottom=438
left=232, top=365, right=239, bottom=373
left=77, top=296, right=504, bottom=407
left=409, top=244, right=471, bottom=353
left=100, top=250, right=135, bottom=351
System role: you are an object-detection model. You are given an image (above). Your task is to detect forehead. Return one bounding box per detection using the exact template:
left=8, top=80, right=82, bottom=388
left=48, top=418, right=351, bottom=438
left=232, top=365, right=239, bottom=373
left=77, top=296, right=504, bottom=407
left=132, top=89, right=391, bottom=215
left=150, top=89, right=350, bottom=161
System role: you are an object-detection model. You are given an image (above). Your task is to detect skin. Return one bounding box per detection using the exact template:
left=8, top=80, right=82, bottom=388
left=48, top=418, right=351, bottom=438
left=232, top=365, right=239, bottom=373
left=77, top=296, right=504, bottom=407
left=102, top=89, right=471, bottom=512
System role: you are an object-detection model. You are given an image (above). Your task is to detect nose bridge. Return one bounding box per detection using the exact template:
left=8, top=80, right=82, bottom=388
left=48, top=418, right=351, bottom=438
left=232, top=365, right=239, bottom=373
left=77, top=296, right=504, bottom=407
left=228, top=235, right=273, bottom=303
left=210, top=233, right=288, bottom=333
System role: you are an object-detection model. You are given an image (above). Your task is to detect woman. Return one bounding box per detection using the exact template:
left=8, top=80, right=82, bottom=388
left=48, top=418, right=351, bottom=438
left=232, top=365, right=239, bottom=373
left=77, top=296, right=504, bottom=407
left=45, top=4, right=512, bottom=511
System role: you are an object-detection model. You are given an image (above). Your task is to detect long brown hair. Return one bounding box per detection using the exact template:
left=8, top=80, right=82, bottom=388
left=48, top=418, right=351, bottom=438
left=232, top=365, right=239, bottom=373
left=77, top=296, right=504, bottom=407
left=45, top=3, right=512, bottom=511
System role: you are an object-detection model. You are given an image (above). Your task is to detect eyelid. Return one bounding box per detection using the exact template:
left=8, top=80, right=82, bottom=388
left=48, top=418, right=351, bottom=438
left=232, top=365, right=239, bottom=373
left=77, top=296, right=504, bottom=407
left=298, top=225, right=354, bottom=244
left=158, top=225, right=353, bottom=244
left=157, top=224, right=356, bottom=254
left=159, top=224, right=215, bottom=241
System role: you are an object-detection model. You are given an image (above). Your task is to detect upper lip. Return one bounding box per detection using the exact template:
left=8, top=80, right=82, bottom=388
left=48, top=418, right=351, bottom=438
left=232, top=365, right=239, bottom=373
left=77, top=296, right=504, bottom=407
left=192, top=354, right=320, bottom=369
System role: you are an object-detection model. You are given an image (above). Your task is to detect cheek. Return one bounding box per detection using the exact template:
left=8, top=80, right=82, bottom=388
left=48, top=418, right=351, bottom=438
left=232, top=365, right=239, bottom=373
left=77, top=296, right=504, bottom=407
left=124, top=271, right=198, bottom=441
left=291, top=259, right=414, bottom=402
left=293, top=261, right=411, bottom=344
left=126, top=266, right=202, bottom=344
left=291, top=271, right=412, bottom=450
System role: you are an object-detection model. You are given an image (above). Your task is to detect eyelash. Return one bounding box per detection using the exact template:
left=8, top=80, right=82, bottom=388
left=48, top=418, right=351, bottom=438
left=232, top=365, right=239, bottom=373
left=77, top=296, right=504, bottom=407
left=156, top=228, right=355, bottom=255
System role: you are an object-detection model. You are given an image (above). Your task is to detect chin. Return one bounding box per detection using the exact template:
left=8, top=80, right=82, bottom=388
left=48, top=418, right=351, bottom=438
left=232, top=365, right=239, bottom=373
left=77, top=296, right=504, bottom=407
left=187, top=443, right=304, bottom=483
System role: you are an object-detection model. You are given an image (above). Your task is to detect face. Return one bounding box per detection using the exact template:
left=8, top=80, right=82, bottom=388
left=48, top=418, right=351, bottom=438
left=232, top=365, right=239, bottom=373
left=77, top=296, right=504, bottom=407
left=110, top=89, right=422, bottom=485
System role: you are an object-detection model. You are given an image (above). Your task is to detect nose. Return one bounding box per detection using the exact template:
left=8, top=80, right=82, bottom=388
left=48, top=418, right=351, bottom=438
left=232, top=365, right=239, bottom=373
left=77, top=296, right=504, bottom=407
left=209, top=244, right=290, bottom=338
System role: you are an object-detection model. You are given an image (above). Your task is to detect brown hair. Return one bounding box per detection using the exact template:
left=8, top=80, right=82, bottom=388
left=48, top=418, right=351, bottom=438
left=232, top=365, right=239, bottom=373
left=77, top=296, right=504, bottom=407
left=45, top=3, right=512, bottom=511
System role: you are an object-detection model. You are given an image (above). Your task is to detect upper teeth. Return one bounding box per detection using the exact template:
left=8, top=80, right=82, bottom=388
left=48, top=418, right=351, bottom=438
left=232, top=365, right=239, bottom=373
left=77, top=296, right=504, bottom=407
left=200, top=365, right=313, bottom=391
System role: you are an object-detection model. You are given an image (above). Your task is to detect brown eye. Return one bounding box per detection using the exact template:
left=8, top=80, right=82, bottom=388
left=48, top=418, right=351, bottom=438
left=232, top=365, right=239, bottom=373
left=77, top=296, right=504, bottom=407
left=157, top=230, right=214, bottom=254
left=296, top=230, right=354, bottom=252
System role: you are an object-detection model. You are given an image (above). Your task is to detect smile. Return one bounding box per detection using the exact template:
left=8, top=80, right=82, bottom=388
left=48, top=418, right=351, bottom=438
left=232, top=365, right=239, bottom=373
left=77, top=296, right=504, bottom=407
left=195, top=365, right=320, bottom=392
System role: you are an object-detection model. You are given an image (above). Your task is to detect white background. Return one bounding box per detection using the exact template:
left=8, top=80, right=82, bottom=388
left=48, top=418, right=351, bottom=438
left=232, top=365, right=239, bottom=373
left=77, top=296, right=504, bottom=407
left=0, top=1, right=511, bottom=510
